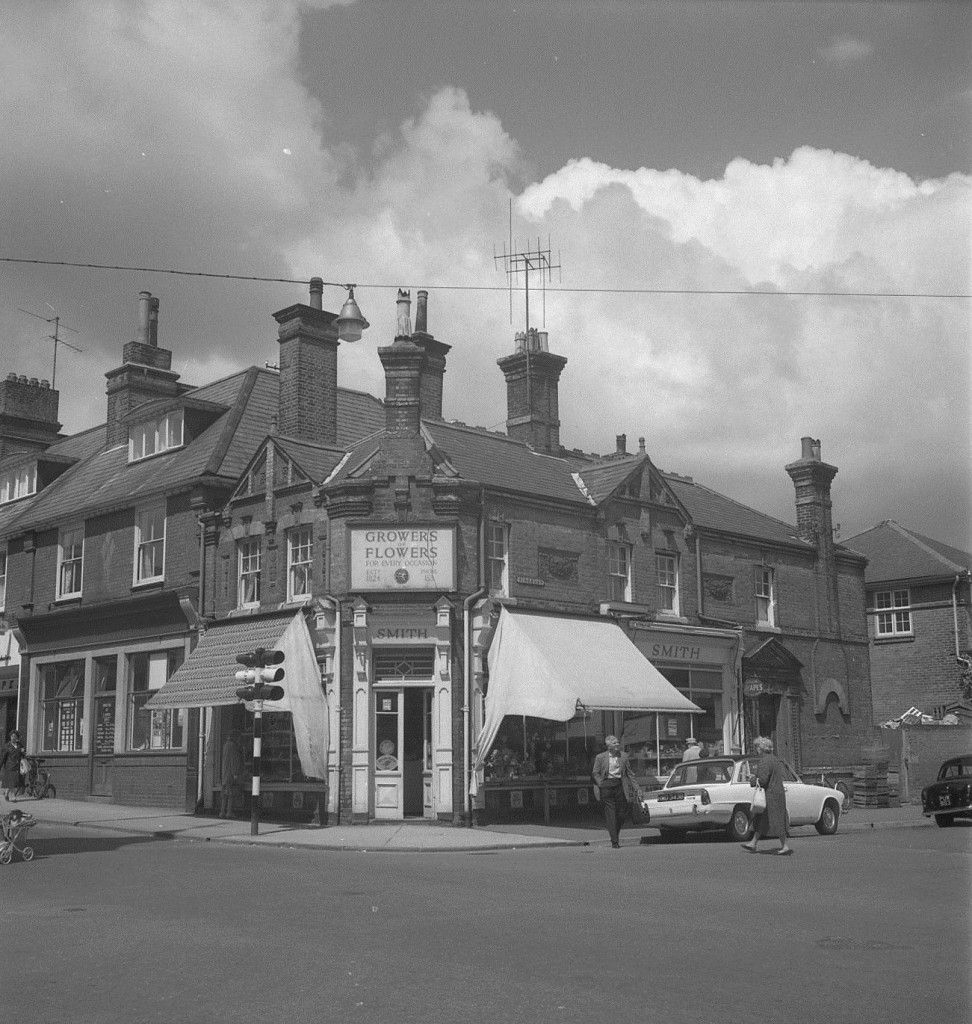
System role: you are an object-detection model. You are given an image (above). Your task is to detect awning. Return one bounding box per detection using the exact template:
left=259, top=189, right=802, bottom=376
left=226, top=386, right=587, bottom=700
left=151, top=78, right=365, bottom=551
left=472, top=608, right=701, bottom=785
left=146, top=611, right=328, bottom=781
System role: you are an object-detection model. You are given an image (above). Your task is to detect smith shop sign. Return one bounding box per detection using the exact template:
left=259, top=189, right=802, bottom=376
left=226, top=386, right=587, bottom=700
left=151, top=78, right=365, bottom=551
left=350, top=525, right=456, bottom=592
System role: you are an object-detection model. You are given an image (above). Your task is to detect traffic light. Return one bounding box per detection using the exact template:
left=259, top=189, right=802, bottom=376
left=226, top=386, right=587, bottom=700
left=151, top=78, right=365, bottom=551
left=234, top=647, right=285, bottom=702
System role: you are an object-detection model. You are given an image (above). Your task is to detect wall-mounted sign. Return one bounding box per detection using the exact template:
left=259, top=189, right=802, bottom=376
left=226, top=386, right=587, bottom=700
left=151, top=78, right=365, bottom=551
left=350, top=525, right=456, bottom=592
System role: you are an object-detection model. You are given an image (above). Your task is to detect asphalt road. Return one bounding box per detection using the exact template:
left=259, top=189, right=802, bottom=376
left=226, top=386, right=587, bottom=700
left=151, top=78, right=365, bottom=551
left=3, top=821, right=969, bottom=1024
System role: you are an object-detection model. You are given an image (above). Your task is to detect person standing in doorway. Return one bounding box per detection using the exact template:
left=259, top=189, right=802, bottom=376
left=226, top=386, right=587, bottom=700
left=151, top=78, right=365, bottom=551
left=592, top=735, right=641, bottom=849
left=742, top=735, right=793, bottom=855
left=2, top=729, right=26, bottom=803
left=220, top=729, right=244, bottom=819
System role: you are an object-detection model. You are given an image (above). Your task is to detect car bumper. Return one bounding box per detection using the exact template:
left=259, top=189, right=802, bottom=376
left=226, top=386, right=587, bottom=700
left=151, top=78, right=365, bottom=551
left=921, top=805, right=972, bottom=818
left=643, top=802, right=731, bottom=828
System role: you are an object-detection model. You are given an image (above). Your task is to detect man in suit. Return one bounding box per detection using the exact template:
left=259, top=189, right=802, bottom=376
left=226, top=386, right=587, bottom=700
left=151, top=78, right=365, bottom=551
left=591, top=734, right=642, bottom=848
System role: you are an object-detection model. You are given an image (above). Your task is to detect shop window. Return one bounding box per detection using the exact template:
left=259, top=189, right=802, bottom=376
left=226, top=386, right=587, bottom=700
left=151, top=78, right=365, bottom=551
left=658, top=666, right=725, bottom=758
left=875, top=589, right=911, bottom=636
left=134, top=508, right=166, bottom=584
left=40, top=660, right=85, bottom=752
left=656, top=553, right=679, bottom=614
left=287, top=527, right=313, bottom=601
left=0, top=550, right=6, bottom=611
left=755, top=567, right=775, bottom=626
left=238, top=538, right=262, bottom=608
left=57, top=525, right=84, bottom=599
left=127, top=650, right=185, bottom=750
left=486, top=522, right=508, bottom=596
left=129, top=409, right=184, bottom=462
left=608, top=541, right=631, bottom=602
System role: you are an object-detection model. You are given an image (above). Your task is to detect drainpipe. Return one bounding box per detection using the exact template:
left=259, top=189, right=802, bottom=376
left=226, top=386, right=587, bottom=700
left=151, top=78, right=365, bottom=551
left=325, top=594, right=342, bottom=826
left=953, top=573, right=972, bottom=676
left=695, top=530, right=703, bottom=618
left=463, top=493, right=487, bottom=826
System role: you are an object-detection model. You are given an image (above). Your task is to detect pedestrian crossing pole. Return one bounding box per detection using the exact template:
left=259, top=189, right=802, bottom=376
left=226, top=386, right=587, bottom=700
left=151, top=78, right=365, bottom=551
left=234, top=648, right=286, bottom=837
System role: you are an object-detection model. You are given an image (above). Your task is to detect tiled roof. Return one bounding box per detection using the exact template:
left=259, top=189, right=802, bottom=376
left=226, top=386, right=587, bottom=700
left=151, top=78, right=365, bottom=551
left=273, top=436, right=348, bottom=485
left=575, top=456, right=645, bottom=503
left=843, top=521, right=971, bottom=584
left=423, top=421, right=588, bottom=504
left=335, top=388, right=385, bottom=448
left=664, top=475, right=808, bottom=548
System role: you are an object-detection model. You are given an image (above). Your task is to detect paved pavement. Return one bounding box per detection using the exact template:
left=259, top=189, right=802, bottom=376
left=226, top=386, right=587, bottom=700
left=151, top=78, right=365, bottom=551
left=3, top=793, right=934, bottom=852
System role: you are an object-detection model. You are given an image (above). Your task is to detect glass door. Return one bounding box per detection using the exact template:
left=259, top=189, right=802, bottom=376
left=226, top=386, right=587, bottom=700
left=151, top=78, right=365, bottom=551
left=374, top=689, right=403, bottom=819
left=90, top=656, right=117, bottom=796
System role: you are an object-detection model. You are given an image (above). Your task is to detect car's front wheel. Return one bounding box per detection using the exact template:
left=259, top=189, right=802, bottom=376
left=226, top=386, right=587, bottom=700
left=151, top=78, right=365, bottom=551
left=935, top=814, right=954, bottom=828
left=726, top=805, right=752, bottom=842
left=815, top=800, right=840, bottom=835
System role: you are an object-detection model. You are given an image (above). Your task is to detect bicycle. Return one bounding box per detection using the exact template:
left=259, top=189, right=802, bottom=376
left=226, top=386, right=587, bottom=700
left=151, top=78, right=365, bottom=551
left=20, top=756, right=56, bottom=800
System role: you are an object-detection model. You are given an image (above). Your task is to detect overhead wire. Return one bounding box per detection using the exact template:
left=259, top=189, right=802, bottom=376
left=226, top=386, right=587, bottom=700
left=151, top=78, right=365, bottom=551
left=0, top=256, right=968, bottom=300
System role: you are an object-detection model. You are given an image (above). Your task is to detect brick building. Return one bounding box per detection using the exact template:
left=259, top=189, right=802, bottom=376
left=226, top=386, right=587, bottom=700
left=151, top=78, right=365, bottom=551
left=0, top=282, right=877, bottom=822
left=843, top=521, right=972, bottom=724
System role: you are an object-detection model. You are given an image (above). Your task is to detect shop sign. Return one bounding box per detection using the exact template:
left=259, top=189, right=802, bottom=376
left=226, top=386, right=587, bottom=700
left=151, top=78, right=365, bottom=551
left=744, top=680, right=766, bottom=697
left=350, top=525, right=456, bottom=592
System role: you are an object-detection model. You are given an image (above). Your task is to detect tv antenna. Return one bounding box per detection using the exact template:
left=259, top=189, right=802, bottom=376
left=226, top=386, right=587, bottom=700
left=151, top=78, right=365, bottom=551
left=17, top=306, right=83, bottom=387
left=494, top=199, right=561, bottom=332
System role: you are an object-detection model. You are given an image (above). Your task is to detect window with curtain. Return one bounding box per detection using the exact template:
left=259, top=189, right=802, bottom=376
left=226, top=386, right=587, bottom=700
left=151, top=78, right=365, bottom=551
left=656, top=552, right=679, bottom=613
left=127, top=650, right=185, bottom=750
left=134, top=508, right=166, bottom=584
left=487, top=522, right=508, bottom=596
left=608, top=541, right=631, bottom=602
left=238, top=538, right=261, bottom=608
left=57, top=525, right=84, bottom=599
left=755, top=567, right=775, bottom=626
left=287, top=527, right=313, bottom=601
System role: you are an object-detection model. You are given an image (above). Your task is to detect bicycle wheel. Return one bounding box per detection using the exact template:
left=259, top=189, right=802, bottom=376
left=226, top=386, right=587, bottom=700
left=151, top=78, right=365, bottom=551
left=21, top=846, right=34, bottom=862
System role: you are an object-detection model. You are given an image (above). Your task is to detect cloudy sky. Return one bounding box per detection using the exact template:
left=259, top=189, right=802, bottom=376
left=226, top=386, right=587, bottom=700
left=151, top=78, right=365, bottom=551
left=1, top=0, right=969, bottom=548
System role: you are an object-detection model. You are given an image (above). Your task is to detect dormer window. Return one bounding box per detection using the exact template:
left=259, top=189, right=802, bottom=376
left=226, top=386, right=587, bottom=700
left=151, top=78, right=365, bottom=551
left=129, top=409, right=184, bottom=462
left=0, top=464, right=36, bottom=504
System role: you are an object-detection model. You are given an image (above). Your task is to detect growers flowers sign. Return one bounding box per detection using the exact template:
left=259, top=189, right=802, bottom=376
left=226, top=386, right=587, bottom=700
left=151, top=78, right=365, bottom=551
left=350, top=525, right=456, bottom=592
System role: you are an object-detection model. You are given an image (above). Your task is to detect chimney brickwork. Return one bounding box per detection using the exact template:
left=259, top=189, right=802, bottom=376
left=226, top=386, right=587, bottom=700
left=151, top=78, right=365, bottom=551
left=105, top=292, right=181, bottom=448
left=274, top=300, right=340, bottom=446
left=498, top=334, right=568, bottom=452
left=0, top=374, right=61, bottom=459
left=410, top=292, right=450, bottom=422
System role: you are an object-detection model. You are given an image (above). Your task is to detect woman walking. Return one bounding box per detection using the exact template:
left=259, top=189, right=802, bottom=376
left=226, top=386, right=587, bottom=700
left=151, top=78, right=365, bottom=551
left=741, top=735, right=793, bottom=855
left=1, top=729, right=26, bottom=803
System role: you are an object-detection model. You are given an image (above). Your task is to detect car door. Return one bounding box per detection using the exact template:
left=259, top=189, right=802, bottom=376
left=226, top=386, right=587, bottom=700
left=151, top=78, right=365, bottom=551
left=782, top=761, right=816, bottom=824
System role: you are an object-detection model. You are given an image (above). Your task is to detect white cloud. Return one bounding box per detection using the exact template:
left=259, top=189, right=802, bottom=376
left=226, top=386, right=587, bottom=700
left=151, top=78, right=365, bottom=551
left=0, top=1, right=968, bottom=549
left=818, top=35, right=874, bottom=64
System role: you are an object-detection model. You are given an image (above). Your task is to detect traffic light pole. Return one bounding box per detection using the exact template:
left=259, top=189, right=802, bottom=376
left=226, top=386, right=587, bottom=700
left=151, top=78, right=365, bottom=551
left=250, top=699, right=263, bottom=836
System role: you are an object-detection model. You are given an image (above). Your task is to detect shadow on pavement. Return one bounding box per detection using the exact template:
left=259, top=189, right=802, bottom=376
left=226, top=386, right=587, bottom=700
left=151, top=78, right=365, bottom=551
left=20, top=833, right=175, bottom=860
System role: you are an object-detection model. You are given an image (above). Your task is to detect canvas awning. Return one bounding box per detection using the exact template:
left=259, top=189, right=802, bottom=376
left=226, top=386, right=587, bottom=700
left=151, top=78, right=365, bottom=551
left=146, top=611, right=328, bottom=781
left=471, top=608, right=701, bottom=786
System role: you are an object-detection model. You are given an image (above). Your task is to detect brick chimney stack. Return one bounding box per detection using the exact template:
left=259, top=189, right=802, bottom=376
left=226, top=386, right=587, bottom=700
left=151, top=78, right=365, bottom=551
left=379, top=290, right=425, bottom=438
left=497, top=328, right=568, bottom=452
left=273, top=279, right=341, bottom=446
left=409, top=289, right=450, bottom=421
left=105, top=291, right=181, bottom=448
left=0, top=374, right=61, bottom=459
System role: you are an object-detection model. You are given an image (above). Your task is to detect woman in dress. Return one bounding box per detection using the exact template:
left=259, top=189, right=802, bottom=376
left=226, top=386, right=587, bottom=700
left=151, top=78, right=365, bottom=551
left=741, top=735, right=793, bottom=855
left=1, top=729, right=26, bottom=803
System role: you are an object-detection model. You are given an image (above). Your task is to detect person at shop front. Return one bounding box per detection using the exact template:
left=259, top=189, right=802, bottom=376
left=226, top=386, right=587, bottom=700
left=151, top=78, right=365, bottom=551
left=1, top=729, right=26, bottom=803
left=682, top=736, right=702, bottom=762
left=219, top=729, right=245, bottom=819
left=741, top=735, right=793, bottom=856
left=591, top=735, right=642, bottom=849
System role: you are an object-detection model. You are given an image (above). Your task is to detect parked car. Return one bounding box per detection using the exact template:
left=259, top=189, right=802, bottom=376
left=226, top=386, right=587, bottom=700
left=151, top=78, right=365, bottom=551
left=921, top=755, right=972, bottom=827
left=641, top=756, right=848, bottom=842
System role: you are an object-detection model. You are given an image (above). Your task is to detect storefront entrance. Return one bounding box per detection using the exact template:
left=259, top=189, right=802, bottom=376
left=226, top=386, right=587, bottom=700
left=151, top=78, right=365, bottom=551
left=374, top=686, right=433, bottom=819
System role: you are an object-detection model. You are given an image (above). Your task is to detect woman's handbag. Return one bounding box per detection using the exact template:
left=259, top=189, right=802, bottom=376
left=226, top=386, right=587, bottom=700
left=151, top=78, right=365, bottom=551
left=751, top=783, right=767, bottom=814
left=19, top=757, right=30, bottom=777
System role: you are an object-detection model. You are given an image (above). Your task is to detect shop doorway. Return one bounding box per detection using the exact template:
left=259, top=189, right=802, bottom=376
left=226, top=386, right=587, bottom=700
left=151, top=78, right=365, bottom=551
left=89, top=655, right=118, bottom=797
left=374, top=686, right=433, bottom=819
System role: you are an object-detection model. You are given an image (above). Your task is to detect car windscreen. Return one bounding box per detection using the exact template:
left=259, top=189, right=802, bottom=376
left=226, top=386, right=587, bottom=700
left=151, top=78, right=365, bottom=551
left=666, top=760, right=735, bottom=787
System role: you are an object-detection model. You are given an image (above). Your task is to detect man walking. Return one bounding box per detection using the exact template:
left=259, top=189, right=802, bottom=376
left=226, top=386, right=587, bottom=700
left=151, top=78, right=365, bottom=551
left=220, top=729, right=244, bottom=819
left=592, top=735, right=641, bottom=848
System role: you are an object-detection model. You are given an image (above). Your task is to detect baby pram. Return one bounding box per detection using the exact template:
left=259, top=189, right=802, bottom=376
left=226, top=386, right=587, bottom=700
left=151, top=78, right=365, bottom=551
left=1, top=808, right=36, bottom=863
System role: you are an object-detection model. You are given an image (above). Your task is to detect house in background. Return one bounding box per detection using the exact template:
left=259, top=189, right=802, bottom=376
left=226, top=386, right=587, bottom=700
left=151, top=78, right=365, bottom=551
left=843, top=521, right=972, bottom=724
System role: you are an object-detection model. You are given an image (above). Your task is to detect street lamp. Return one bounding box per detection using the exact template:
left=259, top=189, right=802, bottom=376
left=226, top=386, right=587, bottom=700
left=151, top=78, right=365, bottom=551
left=335, top=285, right=369, bottom=342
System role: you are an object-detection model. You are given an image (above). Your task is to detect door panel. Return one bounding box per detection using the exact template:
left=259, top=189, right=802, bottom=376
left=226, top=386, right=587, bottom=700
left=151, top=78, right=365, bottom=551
left=374, top=690, right=403, bottom=819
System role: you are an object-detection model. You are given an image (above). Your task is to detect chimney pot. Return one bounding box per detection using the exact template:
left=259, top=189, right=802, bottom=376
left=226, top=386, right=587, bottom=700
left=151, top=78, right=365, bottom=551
left=800, top=436, right=815, bottom=460
left=811, top=438, right=821, bottom=461
left=395, top=289, right=412, bottom=338
left=148, top=297, right=159, bottom=347
left=638, top=436, right=646, bottom=454
left=415, top=290, right=428, bottom=333
left=29, top=377, right=38, bottom=387
left=137, top=291, right=152, bottom=345
left=309, top=277, right=323, bottom=310
left=616, top=434, right=627, bottom=454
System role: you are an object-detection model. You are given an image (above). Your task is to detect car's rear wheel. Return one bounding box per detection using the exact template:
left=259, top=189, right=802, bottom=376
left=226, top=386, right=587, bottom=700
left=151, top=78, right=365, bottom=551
left=935, top=814, right=954, bottom=828
left=815, top=800, right=840, bottom=835
left=726, top=806, right=752, bottom=842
